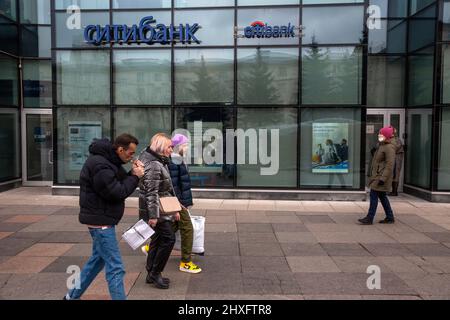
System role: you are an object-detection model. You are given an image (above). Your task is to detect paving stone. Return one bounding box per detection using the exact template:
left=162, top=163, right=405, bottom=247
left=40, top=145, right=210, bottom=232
left=303, top=295, right=363, bottom=300
left=404, top=244, right=450, bottom=257
left=281, top=243, right=328, bottom=256
left=120, top=243, right=146, bottom=256
left=204, top=224, right=237, bottom=233
left=236, top=215, right=271, bottom=224
left=271, top=223, right=308, bottom=232
left=192, top=255, right=241, bottom=274
left=238, top=232, right=278, bottom=243
left=362, top=243, right=416, bottom=257
left=295, top=273, right=417, bottom=296
left=83, top=271, right=140, bottom=299
left=0, top=215, right=15, bottom=223
left=396, top=273, right=450, bottom=296
left=204, top=241, right=240, bottom=256
left=241, top=256, right=290, bottom=273
left=422, top=257, right=450, bottom=273
left=275, top=232, right=318, bottom=243
left=0, top=273, right=69, bottom=299
left=312, top=231, right=396, bottom=244
left=0, top=238, right=41, bottom=256
left=0, top=232, right=13, bottom=240
left=40, top=231, right=92, bottom=243
left=321, top=243, right=372, bottom=257
left=18, top=243, right=74, bottom=257
left=267, top=216, right=302, bottom=224
left=7, top=231, right=51, bottom=241
left=205, top=215, right=236, bottom=224
left=128, top=268, right=189, bottom=298
left=423, top=232, right=450, bottom=243
left=0, top=205, right=61, bottom=215
left=0, top=274, right=12, bottom=290
left=384, top=232, right=438, bottom=244
left=297, top=215, right=335, bottom=224
left=331, top=257, right=391, bottom=273
left=0, top=256, right=58, bottom=273
left=63, top=244, right=93, bottom=257
left=205, top=210, right=236, bottom=216
left=187, top=273, right=243, bottom=295
left=287, top=256, right=340, bottom=273
left=266, top=211, right=300, bottom=216
left=403, top=256, right=446, bottom=274
left=0, top=223, right=31, bottom=232
left=51, top=207, right=79, bottom=215
left=240, top=243, right=284, bottom=257
left=362, top=295, right=422, bottom=300
left=242, top=272, right=301, bottom=295
left=3, top=215, right=48, bottom=223
left=41, top=256, right=89, bottom=273
left=237, top=223, right=273, bottom=233
left=378, top=257, right=427, bottom=273
left=205, top=232, right=238, bottom=243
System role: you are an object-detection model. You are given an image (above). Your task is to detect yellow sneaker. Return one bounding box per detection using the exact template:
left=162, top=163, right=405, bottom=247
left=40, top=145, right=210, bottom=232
left=141, top=244, right=150, bottom=256
left=179, top=261, right=202, bottom=274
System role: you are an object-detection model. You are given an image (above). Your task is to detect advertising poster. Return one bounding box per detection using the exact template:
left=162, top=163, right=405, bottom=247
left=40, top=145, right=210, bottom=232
left=68, top=121, right=102, bottom=171
left=312, top=123, right=349, bottom=173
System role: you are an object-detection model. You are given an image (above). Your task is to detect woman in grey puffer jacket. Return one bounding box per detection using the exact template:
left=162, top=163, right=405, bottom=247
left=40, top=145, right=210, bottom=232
left=138, top=133, right=179, bottom=289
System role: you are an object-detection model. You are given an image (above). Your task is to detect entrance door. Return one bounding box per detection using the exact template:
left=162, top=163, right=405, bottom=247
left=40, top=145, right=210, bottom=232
left=366, top=109, right=405, bottom=192
left=21, top=109, right=53, bottom=186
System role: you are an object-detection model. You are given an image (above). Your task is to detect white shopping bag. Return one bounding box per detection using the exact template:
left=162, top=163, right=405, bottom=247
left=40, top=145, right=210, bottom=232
left=122, top=219, right=154, bottom=250
left=175, top=215, right=205, bottom=255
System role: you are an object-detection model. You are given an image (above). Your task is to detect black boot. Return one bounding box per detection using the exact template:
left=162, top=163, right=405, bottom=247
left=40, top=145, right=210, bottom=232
left=358, top=216, right=373, bottom=225
left=379, top=217, right=395, bottom=224
left=146, top=273, right=170, bottom=285
left=390, top=182, right=399, bottom=196
left=147, top=273, right=170, bottom=289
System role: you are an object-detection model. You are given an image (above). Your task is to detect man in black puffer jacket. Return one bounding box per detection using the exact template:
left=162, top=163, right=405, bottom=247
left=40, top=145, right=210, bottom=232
left=65, top=134, right=144, bottom=300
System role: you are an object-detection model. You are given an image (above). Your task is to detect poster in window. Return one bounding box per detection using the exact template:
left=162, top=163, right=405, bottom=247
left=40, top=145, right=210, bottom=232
left=312, top=123, right=349, bottom=173
left=68, top=121, right=102, bottom=171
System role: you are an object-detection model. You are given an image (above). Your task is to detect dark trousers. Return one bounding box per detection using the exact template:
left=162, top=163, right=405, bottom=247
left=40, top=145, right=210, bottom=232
left=146, top=220, right=175, bottom=274
left=367, top=189, right=394, bottom=221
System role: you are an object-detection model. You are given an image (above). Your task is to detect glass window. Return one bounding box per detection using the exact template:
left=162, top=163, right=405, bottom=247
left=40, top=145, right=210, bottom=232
left=302, top=46, right=362, bottom=105
left=237, top=8, right=300, bottom=46
left=443, top=1, right=450, bottom=41
left=237, top=108, right=297, bottom=187
left=408, top=47, right=433, bottom=106
left=0, top=0, right=16, bottom=20
left=21, top=25, right=51, bottom=57
left=20, top=0, right=50, bottom=24
left=174, top=10, right=234, bottom=46
left=56, top=11, right=109, bottom=48
left=56, top=107, right=111, bottom=184
left=368, top=20, right=407, bottom=54
left=303, top=0, right=363, bottom=3
left=367, top=56, right=405, bottom=107
left=114, top=50, right=171, bottom=105
left=0, top=109, right=20, bottom=182
left=408, top=5, right=436, bottom=52
left=238, top=0, right=298, bottom=5
left=23, top=60, right=52, bottom=108
left=57, top=50, right=110, bottom=105
left=300, top=107, right=362, bottom=189
left=405, top=108, right=432, bottom=189
left=438, top=108, right=450, bottom=190
left=410, top=0, right=436, bottom=15
left=112, top=11, right=171, bottom=48
left=302, top=6, right=364, bottom=45
left=369, top=0, right=407, bottom=18
left=0, top=23, right=18, bottom=55
left=175, top=0, right=234, bottom=7
left=55, top=0, right=109, bottom=10
left=114, top=108, right=171, bottom=160
left=175, top=49, right=234, bottom=104
left=442, top=44, right=450, bottom=103
left=113, top=0, right=171, bottom=9
left=238, top=48, right=298, bottom=105
left=0, top=54, right=18, bottom=107
left=174, top=107, right=234, bottom=187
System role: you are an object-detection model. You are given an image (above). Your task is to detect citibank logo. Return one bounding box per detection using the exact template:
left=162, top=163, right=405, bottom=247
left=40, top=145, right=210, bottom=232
left=84, top=16, right=201, bottom=45
left=235, top=20, right=302, bottom=39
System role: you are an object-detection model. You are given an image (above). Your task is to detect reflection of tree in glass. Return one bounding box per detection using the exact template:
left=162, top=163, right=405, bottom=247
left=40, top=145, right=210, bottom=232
left=238, top=48, right=280, bottom=104
left=188, top=55, right=226, bottom=103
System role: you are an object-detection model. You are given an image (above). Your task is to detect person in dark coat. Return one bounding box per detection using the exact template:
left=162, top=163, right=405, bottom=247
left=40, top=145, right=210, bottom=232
left=358, top=127, right=396, bottom=225
left=138, top=133, right=179, bottom=289
left=65, top=134, right=144, bottom=300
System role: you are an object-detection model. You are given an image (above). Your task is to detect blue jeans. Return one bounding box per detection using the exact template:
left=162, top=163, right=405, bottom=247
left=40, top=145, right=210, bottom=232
left=367, top=189, right=394, bottom=221
left=66, top=226, right=126, bottom=300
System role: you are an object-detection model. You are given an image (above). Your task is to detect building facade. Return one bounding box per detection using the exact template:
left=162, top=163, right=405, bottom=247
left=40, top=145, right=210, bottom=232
left=0, top=0, right=449, bottom=201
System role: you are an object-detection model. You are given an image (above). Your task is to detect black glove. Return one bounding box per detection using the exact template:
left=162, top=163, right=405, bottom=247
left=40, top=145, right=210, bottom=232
left=378, top=180, right=385, bottom=186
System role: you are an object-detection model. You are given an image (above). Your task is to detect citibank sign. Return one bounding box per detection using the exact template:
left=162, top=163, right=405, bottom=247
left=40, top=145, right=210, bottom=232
left=84, top=16, right=201, bottom=45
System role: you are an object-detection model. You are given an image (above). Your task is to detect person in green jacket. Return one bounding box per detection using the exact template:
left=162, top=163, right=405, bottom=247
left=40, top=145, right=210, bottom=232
left=359, top=126, right=396, bottom=225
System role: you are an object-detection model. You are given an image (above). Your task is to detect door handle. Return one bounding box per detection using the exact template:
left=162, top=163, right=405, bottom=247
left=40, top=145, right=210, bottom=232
left=48, top=149, right=53, bottom=165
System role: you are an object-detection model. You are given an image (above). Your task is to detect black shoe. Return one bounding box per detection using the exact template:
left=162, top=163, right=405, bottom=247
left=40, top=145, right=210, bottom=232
left=147, top=273, right=170, bottom=289
left=146, top=273, right=170, bottom=285
left=379, top=218, right=395, bottom=224
left=358, top=217, right=373, bottom=225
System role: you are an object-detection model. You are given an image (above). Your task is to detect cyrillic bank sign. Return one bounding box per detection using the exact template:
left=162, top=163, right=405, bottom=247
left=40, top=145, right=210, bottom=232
left=235, top=21, right=303, bottom=39
left=84, top=16, right=201, bottom=45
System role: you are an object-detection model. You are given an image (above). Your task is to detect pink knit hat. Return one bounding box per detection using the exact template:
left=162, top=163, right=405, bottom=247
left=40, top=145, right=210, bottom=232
left=171, top=134, right=188, bottom=147
left=379, top=127, right=394, bottom=139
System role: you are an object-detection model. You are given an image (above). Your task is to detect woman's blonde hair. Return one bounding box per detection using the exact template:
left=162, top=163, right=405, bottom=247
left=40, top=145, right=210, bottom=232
left=150, top=133, right=172, bottom=155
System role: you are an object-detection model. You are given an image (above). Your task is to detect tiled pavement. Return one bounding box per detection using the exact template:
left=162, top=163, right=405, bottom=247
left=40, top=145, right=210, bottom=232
left=0, top=188, right=450, bottom=300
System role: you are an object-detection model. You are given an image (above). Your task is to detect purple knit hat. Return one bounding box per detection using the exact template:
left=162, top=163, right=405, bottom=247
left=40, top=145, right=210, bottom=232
left=172, top=134, right=189, bottom=147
